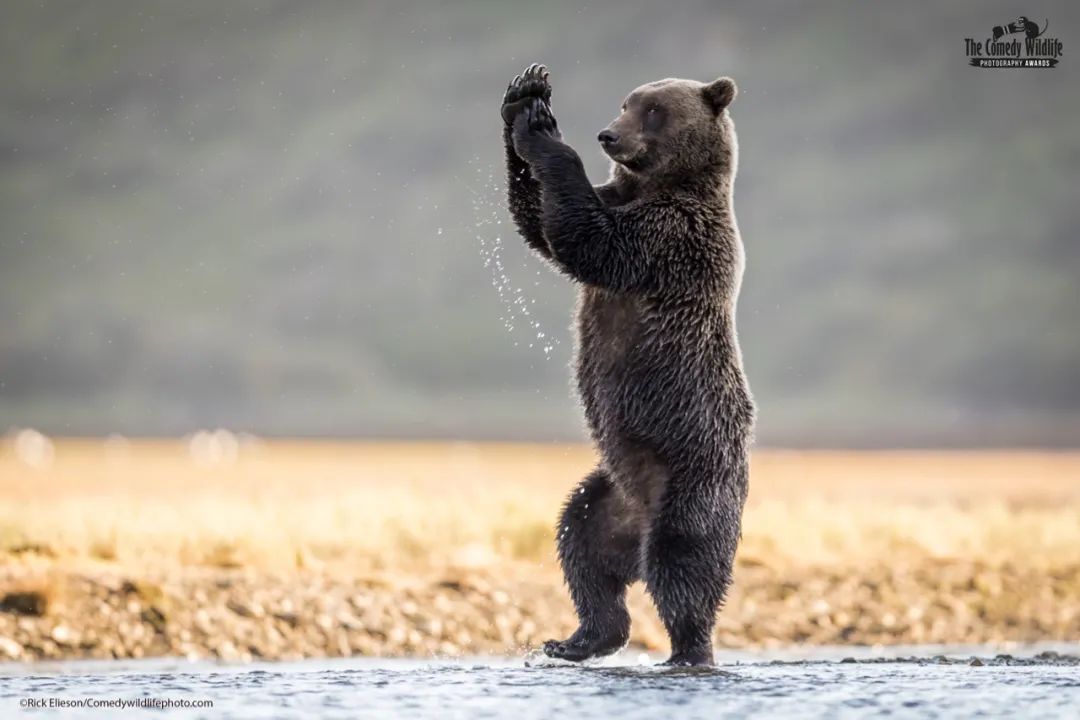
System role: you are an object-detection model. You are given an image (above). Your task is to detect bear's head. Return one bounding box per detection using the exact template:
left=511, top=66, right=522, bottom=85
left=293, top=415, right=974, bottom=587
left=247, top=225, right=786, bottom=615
left=598, top=76, right=737, bottom=187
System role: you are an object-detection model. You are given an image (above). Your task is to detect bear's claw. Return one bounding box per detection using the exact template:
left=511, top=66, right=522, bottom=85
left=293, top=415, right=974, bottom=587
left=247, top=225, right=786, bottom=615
left=502, top=63, right=552, bottom=125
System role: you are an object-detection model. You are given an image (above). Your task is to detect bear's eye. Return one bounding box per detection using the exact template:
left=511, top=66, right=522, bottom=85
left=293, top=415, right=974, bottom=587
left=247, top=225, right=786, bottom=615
left=643, top=105, right=665, bottom=132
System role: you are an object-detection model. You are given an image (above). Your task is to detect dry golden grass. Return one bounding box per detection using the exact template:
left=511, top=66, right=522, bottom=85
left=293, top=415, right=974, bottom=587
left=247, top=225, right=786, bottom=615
left=2, top=440, right=1078, bottom=575
left=2, top=440, right=1079, bottom=660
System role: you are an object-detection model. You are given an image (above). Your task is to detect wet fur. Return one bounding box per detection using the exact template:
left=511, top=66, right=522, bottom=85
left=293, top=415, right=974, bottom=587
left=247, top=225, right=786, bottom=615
left=501, top=67, right=754, bottom=666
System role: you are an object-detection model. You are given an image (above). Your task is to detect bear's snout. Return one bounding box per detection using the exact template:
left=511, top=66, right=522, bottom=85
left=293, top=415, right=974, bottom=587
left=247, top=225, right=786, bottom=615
left=597, top=129, right=620, bottom=147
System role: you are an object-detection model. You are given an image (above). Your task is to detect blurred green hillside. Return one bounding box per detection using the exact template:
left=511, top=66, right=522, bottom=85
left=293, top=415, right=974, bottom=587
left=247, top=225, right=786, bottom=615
left=1, top=1, right=1077, bottom=446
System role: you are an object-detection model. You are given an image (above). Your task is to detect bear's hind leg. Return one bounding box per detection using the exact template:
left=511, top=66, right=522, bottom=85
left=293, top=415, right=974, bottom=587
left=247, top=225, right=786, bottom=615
left=543, top=468, right=642, bottom=662
left=645, top=477, right=745, bottom=667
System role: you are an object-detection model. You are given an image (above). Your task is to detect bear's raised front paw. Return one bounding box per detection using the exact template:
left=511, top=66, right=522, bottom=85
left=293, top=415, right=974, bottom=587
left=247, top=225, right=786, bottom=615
left=511, top=98, right=563, bottom=161
left=527, top=97, right=560, bottom=137
left=501, top=63, right=552, bottom=126
left=511, top=96, right=560, bottom=141
left=504, top=63, right=552, bottom=104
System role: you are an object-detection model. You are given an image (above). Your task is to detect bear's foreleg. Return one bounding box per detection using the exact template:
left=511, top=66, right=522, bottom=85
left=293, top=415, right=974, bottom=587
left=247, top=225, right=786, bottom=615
left=511, top=101, right=656, bottom=292
left=543, top=468, right=642, bottom=662
left=503, top=124, right=551, bottom=259
left=501, top=64, right=555, bottom=260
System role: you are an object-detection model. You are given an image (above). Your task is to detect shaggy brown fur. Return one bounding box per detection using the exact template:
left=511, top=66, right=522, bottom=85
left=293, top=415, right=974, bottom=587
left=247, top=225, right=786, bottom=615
left=501, top=64, right=754, bottom=666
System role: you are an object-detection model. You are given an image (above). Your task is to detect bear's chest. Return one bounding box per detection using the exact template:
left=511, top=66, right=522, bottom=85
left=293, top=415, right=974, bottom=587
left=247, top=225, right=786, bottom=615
left=578, top=287, right=645, bottom=358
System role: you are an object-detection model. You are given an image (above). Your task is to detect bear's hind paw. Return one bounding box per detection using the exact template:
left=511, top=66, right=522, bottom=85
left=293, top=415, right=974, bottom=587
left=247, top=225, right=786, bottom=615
left=659, top=648, right=714, bottom=667
left=542, top=630, right=626, bottom=663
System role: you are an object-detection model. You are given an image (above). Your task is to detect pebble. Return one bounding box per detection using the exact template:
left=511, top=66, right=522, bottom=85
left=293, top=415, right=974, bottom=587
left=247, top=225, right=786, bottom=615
left=0, top=636, right=23, bottom=659
left=49, top=625, right=73, bottom=645
left=0, top=560, right=1076, bottom=662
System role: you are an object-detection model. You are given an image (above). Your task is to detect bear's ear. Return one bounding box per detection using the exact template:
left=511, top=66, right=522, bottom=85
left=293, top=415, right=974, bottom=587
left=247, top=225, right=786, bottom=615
left=703, top=76, right=737, bottom=114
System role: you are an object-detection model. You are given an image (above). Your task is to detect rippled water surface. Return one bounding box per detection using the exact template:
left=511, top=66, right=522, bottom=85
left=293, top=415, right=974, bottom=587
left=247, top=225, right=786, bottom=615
left=3, top=646, right=1079, bottom=719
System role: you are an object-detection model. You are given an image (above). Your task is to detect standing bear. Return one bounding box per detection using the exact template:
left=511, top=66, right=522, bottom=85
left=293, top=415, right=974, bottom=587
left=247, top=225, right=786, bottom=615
left=500, top=64, right=755, bottom=667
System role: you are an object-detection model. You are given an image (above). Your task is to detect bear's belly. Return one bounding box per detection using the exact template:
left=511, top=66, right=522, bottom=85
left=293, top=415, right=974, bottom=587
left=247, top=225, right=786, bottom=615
left=574, top=287, right=753, bottom=470
left=574, top=287, right=657, bottom=445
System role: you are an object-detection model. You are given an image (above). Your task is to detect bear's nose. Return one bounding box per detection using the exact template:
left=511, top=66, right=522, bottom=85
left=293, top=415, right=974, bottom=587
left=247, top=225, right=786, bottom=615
left=597, top=129, right=619, bottom=146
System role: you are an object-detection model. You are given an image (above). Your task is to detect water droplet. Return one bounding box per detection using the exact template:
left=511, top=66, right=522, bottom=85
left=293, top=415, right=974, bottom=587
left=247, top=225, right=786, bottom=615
left=469, top=163, right=560, bottom=360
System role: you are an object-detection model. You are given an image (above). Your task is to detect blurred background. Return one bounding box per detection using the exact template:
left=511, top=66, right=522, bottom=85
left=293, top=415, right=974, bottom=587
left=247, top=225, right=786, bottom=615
left=1, top=1, right=1079, bottom=666
left=1, top=0, right=1077, bottom=447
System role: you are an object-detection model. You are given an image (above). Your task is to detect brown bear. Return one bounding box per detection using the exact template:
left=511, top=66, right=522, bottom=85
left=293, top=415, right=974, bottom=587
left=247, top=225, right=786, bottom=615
left=500, top=64, right=754, bottom=666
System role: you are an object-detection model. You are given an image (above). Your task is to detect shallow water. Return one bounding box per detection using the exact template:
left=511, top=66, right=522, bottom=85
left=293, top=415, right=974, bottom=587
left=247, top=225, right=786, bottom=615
left=3, top=646, right=1079, bottom=719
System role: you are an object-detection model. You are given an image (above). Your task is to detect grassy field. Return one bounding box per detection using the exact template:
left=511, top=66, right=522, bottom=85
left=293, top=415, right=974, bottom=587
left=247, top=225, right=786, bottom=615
left=3, top=439, right=1078, bottom=572
left=1, top=439, right=1079, bottom=660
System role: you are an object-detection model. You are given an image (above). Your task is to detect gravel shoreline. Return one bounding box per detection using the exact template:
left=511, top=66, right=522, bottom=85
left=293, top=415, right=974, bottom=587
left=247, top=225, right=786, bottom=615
left=2, top=560, right=1077, bottom=663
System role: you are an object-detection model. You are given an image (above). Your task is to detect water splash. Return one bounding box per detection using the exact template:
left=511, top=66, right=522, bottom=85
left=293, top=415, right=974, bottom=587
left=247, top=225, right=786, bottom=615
left=466, top=160, right=559, bottom=357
